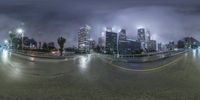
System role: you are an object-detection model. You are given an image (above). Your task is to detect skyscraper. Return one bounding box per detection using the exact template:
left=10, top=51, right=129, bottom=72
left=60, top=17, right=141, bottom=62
left=105, top=31, right=117, bottom=54
left=89, top=39, right=96, bottom=49
left=137, top=28, right=146, bottom=50
left=158, top=43, right=162, bottom=51
left=118, top=39, right=141, bottom=54
left=137, top=28, right=146, bottom=42
left=146, top=30, right=151, bottom=42
left=119, top=29, right=127, bottom=42
left=98, top=37, right=105, bottom=47
left=147, top=40, right=157, bottom=52
left=78, top=25, right=91, bottom=53
left=137, top=28, right=157, bottom=52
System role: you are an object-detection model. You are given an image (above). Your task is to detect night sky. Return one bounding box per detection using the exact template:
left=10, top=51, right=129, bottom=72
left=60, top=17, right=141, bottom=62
left=0, top=0, right=200, bottom=47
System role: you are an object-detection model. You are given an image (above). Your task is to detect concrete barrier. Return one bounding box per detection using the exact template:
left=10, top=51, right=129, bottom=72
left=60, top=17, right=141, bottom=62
left=11, top=51, right=66, bottom=59
left=112, top=50, right=188, bottom=63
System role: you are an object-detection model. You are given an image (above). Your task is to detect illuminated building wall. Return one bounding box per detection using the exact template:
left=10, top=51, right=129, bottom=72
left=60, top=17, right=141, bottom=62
left=78, top=25, right=91, bottom=53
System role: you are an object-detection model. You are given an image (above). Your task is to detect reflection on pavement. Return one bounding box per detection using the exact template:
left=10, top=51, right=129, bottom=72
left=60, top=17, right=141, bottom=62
left=1, top=49, right=9, bottom=63
left=79, top=54, right=91, bottom=72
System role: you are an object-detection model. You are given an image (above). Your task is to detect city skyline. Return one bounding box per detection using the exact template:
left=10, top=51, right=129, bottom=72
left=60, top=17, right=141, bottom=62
left=1, top=1, right=200, bottom=99
left=2, top=24, right=200, bottom=48
left=1, top=0, right=200, bottom=46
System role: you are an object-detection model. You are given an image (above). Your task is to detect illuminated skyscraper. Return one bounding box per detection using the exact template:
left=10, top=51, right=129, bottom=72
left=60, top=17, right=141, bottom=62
left=98, top=37, right=105, bottom=47
left=146, top=30, right=151, bottom=42
left=137, top=28, right=146, bottom=50
left=137, top=28, right=157, bottom=52
left=105, top=31, right=117, bottom=54
left=78, top=25, right=91, bottom=53
left=119, top=29, right=127, bottom=42
left=137, top=28, right=146, bottom=42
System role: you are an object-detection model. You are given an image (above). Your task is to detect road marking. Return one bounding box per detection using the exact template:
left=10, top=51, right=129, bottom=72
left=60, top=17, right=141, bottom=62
left=105, top=55, right=184, bottom=72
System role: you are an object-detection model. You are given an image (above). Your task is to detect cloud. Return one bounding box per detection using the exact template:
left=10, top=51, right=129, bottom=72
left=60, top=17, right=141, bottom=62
left=89, top=6, right=200, bottom=43
left=0, top=0, right=200, bottom=46
left=0, top=15, right=21, bottom=42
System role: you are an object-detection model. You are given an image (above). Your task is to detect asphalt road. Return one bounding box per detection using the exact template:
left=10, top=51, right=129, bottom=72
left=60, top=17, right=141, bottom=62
left=0, top=49, right=200, bottom=100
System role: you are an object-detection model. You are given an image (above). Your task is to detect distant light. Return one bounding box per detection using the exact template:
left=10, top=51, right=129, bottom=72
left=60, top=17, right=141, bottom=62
left=8, top=31, right=12, bottom=34
left=89, top=38, right=93, bottom=41
left=4, top=40, right=8, bottom=44
left=81, top=44, right=86, bottom=47
left=51, top=51, right=56, bottom=54
left=174, top=48, right=178, bottom=51
left=16, top=28, right=24, bottom=34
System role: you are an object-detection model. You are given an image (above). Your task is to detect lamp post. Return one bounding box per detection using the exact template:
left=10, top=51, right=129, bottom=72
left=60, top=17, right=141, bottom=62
left=4, top=39, right=9, bottom=50
left=8, top=31, right=13, bottom=48
left=16, top=28, right=24, bottom=50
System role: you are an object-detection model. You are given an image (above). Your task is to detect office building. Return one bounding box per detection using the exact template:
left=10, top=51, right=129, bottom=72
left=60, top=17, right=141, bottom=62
left=137, top=28, right=146, bottom=42
left=105, top=31, right=117, bottom=54
left=118, top=39, right=141, bottom=54
left=146, top=40, right=157, bottom=52
left=119, top=29, right=127, bottom=42
left=158, top=43, right=162, bottom=51
left=78, top=25, right=91, bottom=53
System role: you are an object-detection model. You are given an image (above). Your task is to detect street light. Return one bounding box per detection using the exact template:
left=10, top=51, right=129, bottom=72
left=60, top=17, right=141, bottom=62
left=4, top=39, right=9, bottom=50
left=16, top=28, right=24, bottom=50
left=16, top=28, right=23, bottom=34
left=4, top=40, right=8, bottom=44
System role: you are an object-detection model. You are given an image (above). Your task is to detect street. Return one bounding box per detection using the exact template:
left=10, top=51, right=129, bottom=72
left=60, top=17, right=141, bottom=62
left=0, top=49, right=200, bottom=100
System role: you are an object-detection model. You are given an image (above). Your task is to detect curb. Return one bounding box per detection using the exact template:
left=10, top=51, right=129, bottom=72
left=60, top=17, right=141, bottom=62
left=107, top=55, right=184, bottom=72
left=12, top=52, right=66, bottom=60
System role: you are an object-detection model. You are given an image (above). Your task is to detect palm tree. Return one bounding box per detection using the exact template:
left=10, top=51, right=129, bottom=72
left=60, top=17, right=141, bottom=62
left=57, top=37, right=66, bottom=56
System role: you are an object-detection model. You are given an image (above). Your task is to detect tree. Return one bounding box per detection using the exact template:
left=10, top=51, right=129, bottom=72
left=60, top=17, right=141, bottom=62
left=29, top=38, right=37, bottom=49
left=9, top=33, right=16, bottom=49
left=12, top=37, right=20, bottom=49
left=23, top=37, right=29, bottom=47
left=48, top=42, right=56, bottom=51
left=57, top=37, right=66, bottom=56
left=42, top=42, right=48, bottom=51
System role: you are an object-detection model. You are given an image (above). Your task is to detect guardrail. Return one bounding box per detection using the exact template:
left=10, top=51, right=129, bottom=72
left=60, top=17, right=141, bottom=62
left=115, top=50, right=186, bottom=58
left=100, top=49, right=189, bottom=63
left=114, top=50, right=188, bottom=63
